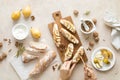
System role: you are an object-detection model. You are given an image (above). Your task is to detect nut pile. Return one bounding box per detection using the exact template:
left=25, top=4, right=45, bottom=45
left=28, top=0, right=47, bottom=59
left=88, top=31, right=100, bottom=50
left=93, top=31, right=99, bottom=42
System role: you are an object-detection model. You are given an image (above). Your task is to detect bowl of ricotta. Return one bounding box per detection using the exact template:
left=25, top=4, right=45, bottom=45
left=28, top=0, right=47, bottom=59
left=12, top=23, right=29, bottom=40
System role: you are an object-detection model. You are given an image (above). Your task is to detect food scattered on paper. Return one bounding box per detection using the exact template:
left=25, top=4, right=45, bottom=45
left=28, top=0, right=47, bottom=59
left=60, top=28, right=79, bottom=44
left=11, top=10, right=21, bottom=21
left=84, top=10, right=90, bottom=15
left=31, top=15, right=35, bottom=21
left=8, top=39, right=12, bottom=45
left=15, top=42, right=25, bottom=57
left=94, top=37, right=99, bottom=42
left=30, top=27, right=41, bottom=39
left=73, top=10, right=79, bottom=16
left=22, top=51, right=39, bottom=63
left=53, top=23, right=61, bottom=47
left=89, top=41, right=94, bottom=47
left=92, top=18, right=97, bottom=25
left=22, top=5, right=31, bottom=18
left=60, top=19, right=76, bottom=33
left=0, top=52, right=7, bottom=61
left=0, top=42, right=3, bottom=48
left=29, top=50, right=56, bottom=77
left=87, top=47, right=92, bottom=51
left=52, top=63, right=61, bottom=71
left=3, top=38, right=8, bottom=41
left=64, top=43, right=74, bottom=61
left=8, top=49, right=12, bottom=53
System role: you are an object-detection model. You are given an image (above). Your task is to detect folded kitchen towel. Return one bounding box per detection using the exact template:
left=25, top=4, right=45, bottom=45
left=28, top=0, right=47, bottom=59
left=104, top=11, right=120, bottom=50
left=111, top=29, right=120, bottom=50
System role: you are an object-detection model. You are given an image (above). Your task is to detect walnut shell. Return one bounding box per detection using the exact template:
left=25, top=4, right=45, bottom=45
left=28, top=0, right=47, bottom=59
left=93, top=31, right=99, bottom=37
left=73, top=10, right=79, bottom=16
left=89, top=41, right=94, bottom=47
left=94, top=37, right=99, bottom=42
left=92, top=18, right=97, bottom=24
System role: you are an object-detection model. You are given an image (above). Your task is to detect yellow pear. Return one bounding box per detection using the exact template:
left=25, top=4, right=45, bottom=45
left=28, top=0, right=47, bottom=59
left=11, top=10, right=21, bottom=20
left=22, top=5, right=31, bottom=18
left=30, top=27, right=41, bottom=39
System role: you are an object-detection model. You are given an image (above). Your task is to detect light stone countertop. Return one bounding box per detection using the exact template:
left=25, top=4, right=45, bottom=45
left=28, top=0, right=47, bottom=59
left=0, top=0, right=120, bottom=80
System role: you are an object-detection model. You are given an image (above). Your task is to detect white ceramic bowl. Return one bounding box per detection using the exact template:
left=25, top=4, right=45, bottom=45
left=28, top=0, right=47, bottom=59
left=91, top=47, right=116, bottom=71
left=12, top=23, right=29, bottom=40
left=80, top=19, right=96, bottom=34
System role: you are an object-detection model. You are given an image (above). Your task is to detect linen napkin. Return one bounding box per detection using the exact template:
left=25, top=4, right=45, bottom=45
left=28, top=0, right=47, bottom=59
left=103, top=11, right=120, bottom=50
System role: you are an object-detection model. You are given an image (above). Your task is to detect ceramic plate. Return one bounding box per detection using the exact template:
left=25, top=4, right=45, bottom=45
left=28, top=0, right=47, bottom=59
left=91, top=47, right=115, bottom=71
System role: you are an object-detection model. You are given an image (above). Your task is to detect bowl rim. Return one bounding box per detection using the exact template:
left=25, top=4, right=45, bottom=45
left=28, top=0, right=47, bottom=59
left=80, top=19, right=96, bottom=34
left=12, top=23, right=29, bottom=40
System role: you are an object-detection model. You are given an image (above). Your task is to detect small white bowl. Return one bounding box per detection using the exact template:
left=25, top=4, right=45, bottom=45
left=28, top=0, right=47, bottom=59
left=12, top=23, right=29, bottom=40
left=80, top=19, right=96, bottom=34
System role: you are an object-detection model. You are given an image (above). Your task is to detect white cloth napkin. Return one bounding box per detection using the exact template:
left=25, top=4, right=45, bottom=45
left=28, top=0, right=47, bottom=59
left=104, top=11, right=120, bottom=50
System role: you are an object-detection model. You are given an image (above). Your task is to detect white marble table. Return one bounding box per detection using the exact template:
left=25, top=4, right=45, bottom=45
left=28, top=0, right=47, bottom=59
left=0, top=0, right=120, bottom=80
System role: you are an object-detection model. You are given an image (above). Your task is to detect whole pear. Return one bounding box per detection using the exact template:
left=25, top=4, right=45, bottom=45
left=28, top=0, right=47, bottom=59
left=22, top=5, right=31, bottom=18
left=30, top=27, right=41, bottom=39
left=11, top=10, right=21, bottom=20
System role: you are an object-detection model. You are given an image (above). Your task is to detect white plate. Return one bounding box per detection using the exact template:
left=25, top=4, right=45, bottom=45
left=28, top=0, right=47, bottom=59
left=91, top=47, right=116, bottom=71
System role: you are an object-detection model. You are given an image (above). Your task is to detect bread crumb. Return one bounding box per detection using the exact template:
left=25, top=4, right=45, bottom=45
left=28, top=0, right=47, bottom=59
left=0, top=42, right=3, bottom=48
left=8, top=49, right=12, bottom=53
left=31, top=15, right=35, bottom=21
left=3, top=38, right=8, bottom=41
left=0, top=52, right=7, bottom=61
